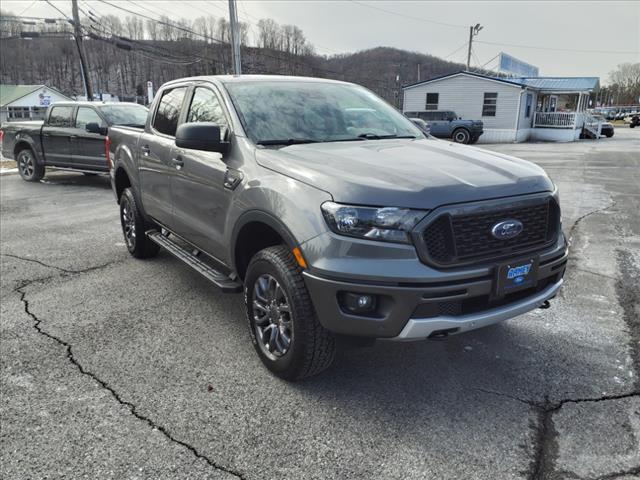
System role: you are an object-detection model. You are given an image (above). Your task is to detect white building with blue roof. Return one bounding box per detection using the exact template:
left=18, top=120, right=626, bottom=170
left=403, top=71, right=601, bottom=143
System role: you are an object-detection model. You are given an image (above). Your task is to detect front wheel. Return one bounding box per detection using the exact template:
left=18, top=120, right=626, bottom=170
left=17, top=148, right=44, bottom=182
left=452, top=128, right=471, bottom=144
left=245, top=246, right=335, bottom=380
left=119, top=188, right=160, bottom=259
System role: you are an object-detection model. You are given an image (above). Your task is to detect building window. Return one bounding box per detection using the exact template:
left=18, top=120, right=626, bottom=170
left=425, top=93, right=439, bottom=110
left=482, top=92, right=497, bottom=116
left=7, top=107, right=31, bottom=120
left=525, top=93, right=533, bottom=118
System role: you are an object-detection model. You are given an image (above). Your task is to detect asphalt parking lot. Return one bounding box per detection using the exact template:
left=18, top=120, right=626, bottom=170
left=1, top=130, right=639, bottom=480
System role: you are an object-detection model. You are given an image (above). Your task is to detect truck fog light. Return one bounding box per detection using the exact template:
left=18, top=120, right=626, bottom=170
left=339, top=292, right=377, bottom=314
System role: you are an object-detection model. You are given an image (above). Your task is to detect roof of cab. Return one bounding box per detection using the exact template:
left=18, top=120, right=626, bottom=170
left=163, top=74, right=352, bottom=86
left=48, top=101, right=147, bottom=107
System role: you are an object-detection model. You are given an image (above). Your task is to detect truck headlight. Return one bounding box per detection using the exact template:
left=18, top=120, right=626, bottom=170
left=321, top=202, right=428, bottom=244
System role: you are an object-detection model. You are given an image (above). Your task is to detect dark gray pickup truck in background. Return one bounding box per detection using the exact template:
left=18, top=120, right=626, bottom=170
left=108, top=75, right=567, bottom=380
left=1, top=101, right=148, bottom=181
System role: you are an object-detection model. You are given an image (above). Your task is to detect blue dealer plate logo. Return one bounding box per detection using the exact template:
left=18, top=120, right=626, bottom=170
left=507, top=264, right=531, bottom=280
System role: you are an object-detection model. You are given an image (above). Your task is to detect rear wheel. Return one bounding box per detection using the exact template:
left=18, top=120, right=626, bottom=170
left=119, top=188, right=159, bottom=259
left=245, top=246, right=335, bottom=380
left=17, top=148, right=44, bottom=182
left=452, top=128, right=471, bottom=144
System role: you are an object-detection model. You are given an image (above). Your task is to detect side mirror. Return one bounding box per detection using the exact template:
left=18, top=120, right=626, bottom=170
left=86, top=122, right=107, bottom=135
left=175, top=122, right=228, bottom=154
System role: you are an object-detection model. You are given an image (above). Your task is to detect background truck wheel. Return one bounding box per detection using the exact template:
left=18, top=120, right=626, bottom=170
left=452, top=128, right=471, bottom=144
left=245, top=245, right=335, bottom=380
left=17, top=148, right=44, bottom=182
left=119, top=188, right=160, bottom=259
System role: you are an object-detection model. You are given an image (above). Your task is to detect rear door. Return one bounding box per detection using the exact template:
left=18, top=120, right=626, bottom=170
left=71, top=106, right=108, bottom=170
left=42, top=105, right=73, bottom=165
left=170, top=85, right=233, bottom=259
left=429, top=112, right=449, bottom=137
left=139, top=85, right=189, bottom=227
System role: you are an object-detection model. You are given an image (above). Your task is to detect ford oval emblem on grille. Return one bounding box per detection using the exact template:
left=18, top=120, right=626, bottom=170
left=491, top=219, right=524, bottom=240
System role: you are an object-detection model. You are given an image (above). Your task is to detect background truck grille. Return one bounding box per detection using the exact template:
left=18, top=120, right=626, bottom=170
left=420, top=197, right=560, bottom=267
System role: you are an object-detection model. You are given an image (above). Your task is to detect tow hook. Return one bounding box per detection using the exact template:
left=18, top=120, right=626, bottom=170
left=539, top=300, right=551, bottom=309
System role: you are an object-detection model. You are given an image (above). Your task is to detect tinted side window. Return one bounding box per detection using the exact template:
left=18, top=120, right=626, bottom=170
left=153, top=87, right=187, bottom=136
left=48, top=106, right=73, bottom=127
left=187, top=87, right=228, bottom=136
left=75, top=107, right=105, bottom=130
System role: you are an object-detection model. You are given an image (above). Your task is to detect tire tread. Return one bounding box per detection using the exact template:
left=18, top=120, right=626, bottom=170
left=246, top=246, right=335, bottom=380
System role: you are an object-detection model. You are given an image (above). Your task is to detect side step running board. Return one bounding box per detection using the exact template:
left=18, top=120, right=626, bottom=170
left=147, top=230, right=243, bottom=293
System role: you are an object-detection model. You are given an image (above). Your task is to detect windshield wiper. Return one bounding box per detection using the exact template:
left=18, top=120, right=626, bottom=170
left=256, top=138, right=320, bottom=146
left=357, top=133, right=417, bottom=140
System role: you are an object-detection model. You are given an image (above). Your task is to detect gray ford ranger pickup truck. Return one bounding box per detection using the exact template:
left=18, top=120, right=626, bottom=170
left=108, top=75, right=567, bottom=380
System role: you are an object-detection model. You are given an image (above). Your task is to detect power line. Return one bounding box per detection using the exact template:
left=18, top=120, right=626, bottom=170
left=17, top=0, right=39, bottom=16
left=442, top=40, right=468, bottom=61
left=348, top=0, right=467, bottom=29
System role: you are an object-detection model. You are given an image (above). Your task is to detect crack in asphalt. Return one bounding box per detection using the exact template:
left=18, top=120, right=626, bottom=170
left=591, top=465, right=640, bottom=480
left=12, top=271, right=247, bottom=480
left=567, top=200, right=617, bottom=245
left=477, top=388, right=640, bottom=480
left=1, top=253, right=120, bottom=274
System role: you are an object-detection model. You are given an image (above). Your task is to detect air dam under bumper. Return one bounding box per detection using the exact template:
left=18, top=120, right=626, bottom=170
left=302, top=243, right=567, bottom=340
left=393, top=279, right=562, bottom=341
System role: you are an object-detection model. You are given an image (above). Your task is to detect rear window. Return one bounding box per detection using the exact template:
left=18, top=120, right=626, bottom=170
left=100, top=105, right=148, bottom=127
left=48, top=106, right=73, bottom=127
left=153, top=87, right=187, bottom=136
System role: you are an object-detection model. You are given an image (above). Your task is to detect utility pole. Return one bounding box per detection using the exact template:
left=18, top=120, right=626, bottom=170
left=228, top=0, right=242, bottom=75
left=466, top=23, right=483, bottom=71
left=417, top=64, right=421, bottom=82
left=71, top=0, right=93, bottom=99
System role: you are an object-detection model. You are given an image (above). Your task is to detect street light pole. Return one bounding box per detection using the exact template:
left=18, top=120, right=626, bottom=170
left=466, top=23, right=483, bottom=71
left=71, top=0, right=93, bottom=99
left=228, top=0, right=242, bottom=75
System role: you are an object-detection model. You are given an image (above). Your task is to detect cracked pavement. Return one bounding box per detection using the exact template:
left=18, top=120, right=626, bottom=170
left=1, top=129, right=639, bottom=479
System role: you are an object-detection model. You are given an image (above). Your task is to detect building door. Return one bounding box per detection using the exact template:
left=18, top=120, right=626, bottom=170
left=549, top=96, right=558, bottom=113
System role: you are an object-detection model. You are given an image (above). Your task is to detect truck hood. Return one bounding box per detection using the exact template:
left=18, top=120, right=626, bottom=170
left=256, top=138, right=553, bottom=210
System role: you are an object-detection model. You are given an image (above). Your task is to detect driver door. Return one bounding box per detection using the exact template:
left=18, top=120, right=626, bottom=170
left=170, top=85, right=233, bottom=260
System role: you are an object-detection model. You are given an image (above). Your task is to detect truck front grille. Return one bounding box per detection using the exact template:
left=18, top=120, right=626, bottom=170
left=418, top=195, right=560, bottom=267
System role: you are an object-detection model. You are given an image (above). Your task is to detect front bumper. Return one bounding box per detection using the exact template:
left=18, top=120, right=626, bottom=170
left=302, top=237, right=567, bottom=340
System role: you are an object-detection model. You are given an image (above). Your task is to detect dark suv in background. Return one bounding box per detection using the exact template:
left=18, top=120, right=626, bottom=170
left=405, top=110, right=483, bottom=144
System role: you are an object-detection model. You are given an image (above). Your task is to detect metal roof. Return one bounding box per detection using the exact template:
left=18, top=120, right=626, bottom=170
left=0, top=84, right=72, bottom=107
left=402, top=71, right=600, bottom=92
left=513, top=77, right=600, bottom=91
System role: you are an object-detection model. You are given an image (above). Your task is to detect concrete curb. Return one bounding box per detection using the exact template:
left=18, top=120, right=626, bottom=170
left=0, top=168, right=19, bottom=176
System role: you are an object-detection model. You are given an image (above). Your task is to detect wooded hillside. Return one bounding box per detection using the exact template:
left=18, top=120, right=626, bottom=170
left=0, top=10, right=465, bottom=104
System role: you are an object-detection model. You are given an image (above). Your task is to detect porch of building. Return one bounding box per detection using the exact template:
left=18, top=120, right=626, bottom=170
left=531, top=91, right=601, bottom=141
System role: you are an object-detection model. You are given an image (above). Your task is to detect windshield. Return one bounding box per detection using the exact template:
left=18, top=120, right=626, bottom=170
left=225, top=80, right=422, bottom=145
left=100, top=104, right=148, bottom=127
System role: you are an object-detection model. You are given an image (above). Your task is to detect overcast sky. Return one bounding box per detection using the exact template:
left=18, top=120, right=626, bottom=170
left=3, top=0, right=639, bottom=83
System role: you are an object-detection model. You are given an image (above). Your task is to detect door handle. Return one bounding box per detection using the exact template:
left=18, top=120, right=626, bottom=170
left=171, top=155, right=184, bottom=170
left=69, top=135, right=78, bottom=140
left=141, top=145, right=150, bottom=157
